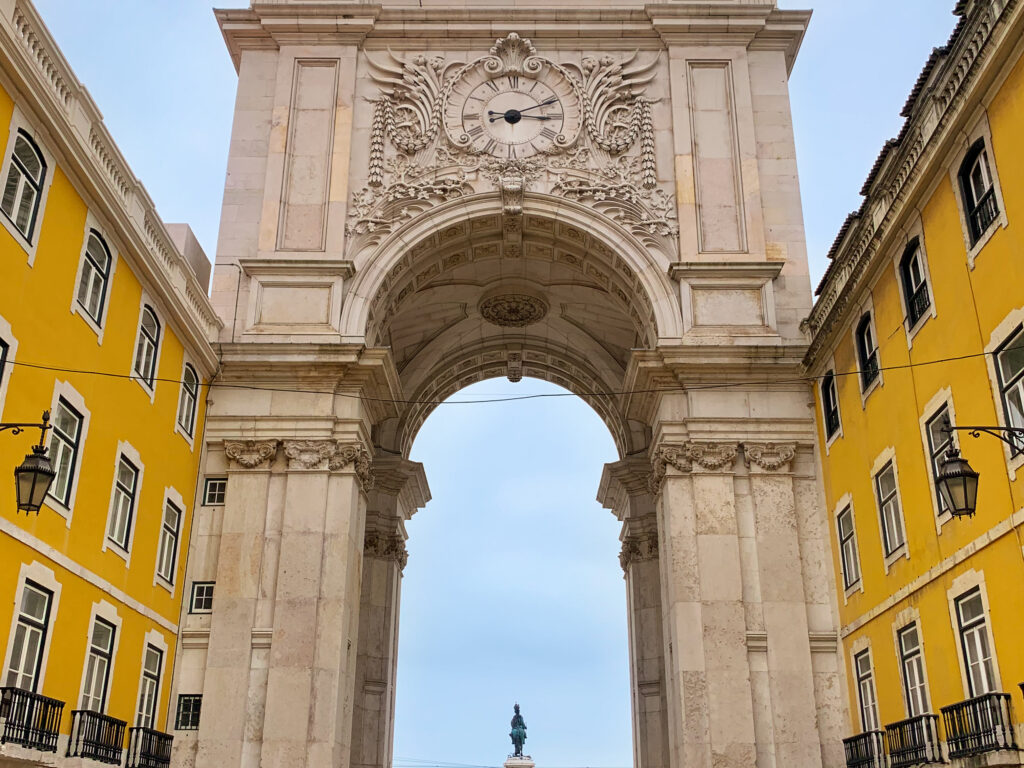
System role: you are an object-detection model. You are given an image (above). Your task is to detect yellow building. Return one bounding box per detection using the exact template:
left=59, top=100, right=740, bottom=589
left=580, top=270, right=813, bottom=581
left=805, top=0, right=1024, bottom=766
left=0, top=2, right=219, bottom=766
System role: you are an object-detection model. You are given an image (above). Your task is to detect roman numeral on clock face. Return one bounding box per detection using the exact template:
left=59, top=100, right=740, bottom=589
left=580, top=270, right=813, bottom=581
left=483, top=79, right=500, bottom=93
left=467, top=125, right=484, bottom=138
left=507, top=75, right=520, bottom=90
left=483, top=139, right=497, bottom=154
left=540, top=127, right=558, bottom=141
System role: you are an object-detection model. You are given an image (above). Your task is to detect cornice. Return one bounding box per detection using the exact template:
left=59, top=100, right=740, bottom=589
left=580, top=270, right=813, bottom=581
left=804, top=0, right=1021, bottom=370
left=0, top=0, right=221, bottom=373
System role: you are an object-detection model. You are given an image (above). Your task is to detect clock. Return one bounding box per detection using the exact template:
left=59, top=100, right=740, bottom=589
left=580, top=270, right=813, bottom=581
left=444, top=70, right=581, bottom=159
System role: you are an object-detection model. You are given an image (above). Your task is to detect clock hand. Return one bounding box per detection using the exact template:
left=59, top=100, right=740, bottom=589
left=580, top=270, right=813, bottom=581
left=486, top=112, right=555, bottom=123
left=516, top=115, right=554, bottom=121
left=516, top=97, right=559, bottom=113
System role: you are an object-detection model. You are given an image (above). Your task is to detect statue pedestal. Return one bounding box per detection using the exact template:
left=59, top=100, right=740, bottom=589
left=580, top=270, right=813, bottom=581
left=504, top=757, right=535, bottom=768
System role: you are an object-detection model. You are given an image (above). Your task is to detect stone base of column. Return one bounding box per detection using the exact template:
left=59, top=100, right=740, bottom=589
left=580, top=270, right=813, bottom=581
left=504, top=757, right=535, bottom=768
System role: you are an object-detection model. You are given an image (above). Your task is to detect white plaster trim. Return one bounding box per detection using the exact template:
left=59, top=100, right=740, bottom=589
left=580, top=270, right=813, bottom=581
left=173, top=357, right=198, bottom=451
left=821, top=356, right=843, bottom=456
left=0, top=106, right=56, bottom=265
left=153, top=485, right=185, bottom=595
left=945, top=569, right=1003, bottom=697
left=129, top=292, right=161, bottom=402
left=889, top=216, right=937, bottom=350
left=100, top=441, right=145, bottom=567
left=841, top=507, right=1024, bottom=638
left=75, top=600, right=123, bottom=713
left=947, top=112, right=1009, bottom=268
left=0, top=561, right=62, bottom=692
left=983, top=307, right=1024, bottom=481
left=68, top=214, right=119, bottom=344
left=132, top=628, right=169, bottom=728
left=0, top=516, right=177, bottom=634
left=918, top=387, right=957, bottom=533
left=44, top=379, right=91, bottom=527
left=0, top=311, right=18, bottom=418
left=848, top=641, right=880, bottom=732
left=868, top=446, right=910, bottom=573
left=850, top=297, right=883, bottom=407
left=889, top=607, right=934, bottom=721
left=833, top=493, right=863, bottom=604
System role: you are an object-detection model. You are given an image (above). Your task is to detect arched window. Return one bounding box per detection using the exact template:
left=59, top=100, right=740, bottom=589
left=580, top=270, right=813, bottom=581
left=899, top=239, right=931, bottom=327
left=856, top=313, right=879, bottom=389
left=958, top=139, right=999, bottom=244
left=177, top=364, right=199, bottom=437
left=133, top=306, right=161, bottom=388
left=821, top=371, right=841, bottom=439
left=77, top=231, right=112, bottom=325
left=1, top=131, right=46, bottom=239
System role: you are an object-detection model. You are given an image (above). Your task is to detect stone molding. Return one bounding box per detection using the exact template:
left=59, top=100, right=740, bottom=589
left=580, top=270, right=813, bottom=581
left=224, top=439, right=279, bottom=470
left=364, top=530, right=408, bottom=571
left=742, top=442, right=797, bottom=472
left=283, top=440, right=338, bottom=470
left=619, top=530, right=658, bottom=572
left=330, top=442, right=376, bottom=491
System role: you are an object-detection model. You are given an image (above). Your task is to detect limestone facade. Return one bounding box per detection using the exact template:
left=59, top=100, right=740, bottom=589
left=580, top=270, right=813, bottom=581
left=171, top=1, right=847, bottom=766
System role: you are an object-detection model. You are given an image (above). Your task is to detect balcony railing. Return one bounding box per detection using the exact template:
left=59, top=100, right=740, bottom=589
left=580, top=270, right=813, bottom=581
left=844, top=730, right=888, bottom=768
left=906, top=284, right=931, bottom=327
left=941, top=692, right=1017, bottom=758
left=67, top=709, right=126, bottom=764
left=0, top=687, right=64, bottom=752
left=968, top=188, right=999, bottom=243
left=861, top=352, right=880, bottom=389
left=127, top=726, right=173, bottom=768
left=884, top=714, right=942, bottom=768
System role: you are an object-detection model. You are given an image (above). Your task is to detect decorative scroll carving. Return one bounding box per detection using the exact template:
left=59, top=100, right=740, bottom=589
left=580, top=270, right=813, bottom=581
left=649, top=444, right=692, bottom=494
left=649, top=440, right=740, bottom=491
left=619, top=531, right=658, bottom=571
left=479, top=294, right=548, bottom=327
left=330, top=443, right=375, bottom=491
left=743, top=442, right=797, bottom=472
left=684, top=441, right=739, bottom=472
left=224, top=440, right=278, bottom=469
left=364, top=530, right=409, bottom=570
left=283, top=440, right=337, bottom=470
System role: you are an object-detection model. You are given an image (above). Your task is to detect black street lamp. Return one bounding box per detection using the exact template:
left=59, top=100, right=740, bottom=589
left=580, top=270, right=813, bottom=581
left=939, top=422, right=1024, bottom=519
left=1, top=411, right=55, bottom=513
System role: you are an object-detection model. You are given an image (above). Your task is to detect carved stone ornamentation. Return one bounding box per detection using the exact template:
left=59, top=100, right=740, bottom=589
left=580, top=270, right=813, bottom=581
left=648, top=444, right=692, bottom=494
left=283, top=440, right=338, bottom=470
left=684, top=441, right=739, bottom=472
left=479, top=294, right=548, bottom=327
left=619, top=531, right=658, bottom=572
left=224, top=439, right=278, bottom=470
left=329, top=443, right=375, bottom=491
left=364, top=531, right=409, bottom=571
left=743, top=442, right=797, bottom=472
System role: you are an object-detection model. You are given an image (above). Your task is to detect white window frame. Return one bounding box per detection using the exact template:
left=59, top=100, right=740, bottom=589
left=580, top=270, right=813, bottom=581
left=0, top=312, right=18, bottom=418
left=949, top=114, right=1008, bottom=267
left=897, top=622, right=930, bottom=717
left=44, top=380, right=91, bottom=526
left=820, top=361, right=843, bottom=453
left=1, top=563, right=60, bottom=693
left=890, top=606, right=934, bottom=721
left=69, top=215, right=119, bottom=342
left=946, top=571, right=1002, bottom=698
left=869, top=447, right=908, bottom=570
left=130, top=296, right=162, bottom=401
left=75, top=601, right=122, bottom=715
left=834, top=495, right=863, bottom=600
left=133, top=630, right=167, bottom=729
left=851, top=301, right=883, bottom=404
left=189, top=582, right=215, bottom=614
left=853, top=646, right=880, bottom=732
left=202, top=478, right=226, bottom=506
left=891, top=223, right=937, bottom=349
left=102, top=441, right=145, bottom=564
left=79, top=617, right=116, bottom=712
left=0, top=108, right=55, bottom=264
left=174, top=360, right=199, bottom=448
left=919, top=388, right=958, bottom=532
left=984, top=308, right=1024, bottom=479
left=154, top=487, right=185, bottom=592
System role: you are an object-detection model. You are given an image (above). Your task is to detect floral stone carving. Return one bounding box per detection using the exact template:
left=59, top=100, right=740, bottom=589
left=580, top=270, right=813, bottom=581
left=479, top=294, right=548, bottom=327
left=743, top=442, right=797, bottom=472
left=224, top=440, right=278, bottom=469
left=364, top=531, right=409, bottom=571
left=329, top=443, right=375, bottom=491
left=283, top=440, right=338, bottom=470
left=619, top=531, right=658, bottom=571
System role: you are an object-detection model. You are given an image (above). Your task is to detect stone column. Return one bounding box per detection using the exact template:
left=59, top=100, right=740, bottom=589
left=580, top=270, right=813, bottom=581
left=599, top=458, right=669, bottom=768
left=350, top=458, right=430, bottom=768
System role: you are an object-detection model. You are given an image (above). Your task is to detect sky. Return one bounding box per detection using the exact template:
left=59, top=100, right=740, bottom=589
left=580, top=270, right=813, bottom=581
left=30, top=1, right=962, bottom=765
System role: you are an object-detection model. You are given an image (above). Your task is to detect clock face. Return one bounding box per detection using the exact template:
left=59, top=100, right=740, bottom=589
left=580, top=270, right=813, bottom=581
left=445, top=72, right=581, bottom=159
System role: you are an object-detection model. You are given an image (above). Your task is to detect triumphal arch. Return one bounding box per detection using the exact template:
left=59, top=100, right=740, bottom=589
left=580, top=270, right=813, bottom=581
left=171, top=1, right=847, bottom=766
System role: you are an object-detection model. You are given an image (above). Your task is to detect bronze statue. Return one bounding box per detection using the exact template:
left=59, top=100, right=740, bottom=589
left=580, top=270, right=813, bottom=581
left=509, top=703, right=527, bottom=757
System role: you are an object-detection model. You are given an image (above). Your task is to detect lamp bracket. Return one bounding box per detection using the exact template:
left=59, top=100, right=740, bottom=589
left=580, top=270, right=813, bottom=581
left=942, top=423, right=1024, bottom=452
left=0, top=411, right=51, bottom=449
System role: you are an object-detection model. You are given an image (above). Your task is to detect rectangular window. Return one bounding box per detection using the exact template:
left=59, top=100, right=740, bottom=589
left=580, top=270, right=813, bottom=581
left=135, top=645, right=162, bottom=728
left=156, top=500, right=181, bottom=583
left=47, top=397, right=83, bottom=507
left=822, top=372, right=841, bottom=438
left=955, top=588, right=997, bottom=696
left=837, top=506, right=860, bottom=589
left=202, top=478, right=226, bottom=506
left=107, top=456, right=139, bottom=551
left=874, top=461, right=905, bottom=556
left=189, top=582, right=214, bottom=614
left=926, top=406, right=954, bottom=515
left=995, top=326, right=1024, bottom=454
left=80, top=617, right=115, bottom=712
left=855, top=650, right=880, bottom=732
left=175, top=694, right=202, bottom=730
left=898, top=623, right=929, bottom=717
left=3, top=581, right=52, bottom=691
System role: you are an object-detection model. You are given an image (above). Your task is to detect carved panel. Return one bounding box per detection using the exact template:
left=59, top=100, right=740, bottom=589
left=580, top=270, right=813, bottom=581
left=225, top=440, right=279, bottom=470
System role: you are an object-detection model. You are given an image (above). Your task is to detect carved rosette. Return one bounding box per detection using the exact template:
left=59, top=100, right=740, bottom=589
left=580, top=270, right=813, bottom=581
left=619, top=531, right=658, bottom=572
left=743, top=442, right=797, bottom=472
left=684, top=441, right=739, bottom=472
left=283, top=440, right=337, bottom=470
left=364, top=531, right=409, bottom=571
left=648, top=444, right=691, bottom=494
left=224, top=440, right=279, bottom=470
left=329, top=443, right=375, bottom=492
left=479, top=294, right=548, bottom=327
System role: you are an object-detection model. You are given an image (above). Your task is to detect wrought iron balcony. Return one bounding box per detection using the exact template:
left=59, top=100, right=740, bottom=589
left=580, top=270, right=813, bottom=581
left=906, top=283, right=931, bottom=327
left=127, top=726, right=174, bottom=768
left=0, top=686, right=64, bottom=752
left=884, top=714, right=943, bottom=768
left=941, top=692, right=1017, bottom=758
left=844, top=730, right=888, bottom=768
left=968, top=188, right=999, bottom=243
left=67, top=709, right=126, bottom=764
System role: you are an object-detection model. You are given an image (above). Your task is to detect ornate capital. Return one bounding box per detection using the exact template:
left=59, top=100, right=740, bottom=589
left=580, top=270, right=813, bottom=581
left=684, top=441, right=739, bottom=472
left=224, top=440, right=278, bottom=470
left=283, top=440, right=337, bottom=470
left=649, top=444, right=691, bottom=494
left=364, top=530, right=408, bottom=571
left=743, top=442, right=797, bottom=472
left=330, top=442, right=375, bottom=491
left=619, top=531, right=658, bottom=572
